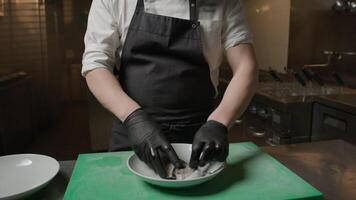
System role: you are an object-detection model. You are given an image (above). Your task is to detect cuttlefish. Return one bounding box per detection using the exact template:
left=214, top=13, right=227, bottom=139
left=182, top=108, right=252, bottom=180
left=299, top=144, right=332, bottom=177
left=166, top=161, right=211, bottom=180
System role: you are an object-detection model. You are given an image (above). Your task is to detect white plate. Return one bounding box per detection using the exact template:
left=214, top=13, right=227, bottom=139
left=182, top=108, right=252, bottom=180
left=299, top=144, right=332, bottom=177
left=0, top=154, right=59, bottom=200
left=127, top=143, right=225, bottom=188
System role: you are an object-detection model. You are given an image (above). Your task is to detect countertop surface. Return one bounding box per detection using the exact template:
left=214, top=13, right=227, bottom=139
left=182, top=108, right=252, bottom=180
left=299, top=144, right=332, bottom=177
left=263, top=140, right=356, bottom=200
left=256, top=82, right=356, bottom=105
left=26, top=161, right=75, bottom=200
left=315, top=94, right=356, bottom=114
left=62, top=143, right=322, bottom=200
left=26, top=140, right=356, bottom=200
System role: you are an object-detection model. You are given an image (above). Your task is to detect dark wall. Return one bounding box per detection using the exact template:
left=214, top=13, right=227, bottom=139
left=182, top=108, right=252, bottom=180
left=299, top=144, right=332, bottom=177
left=288, top=0, right=356, bottom=79
left=0, top=0, right=51, bottom=128
left=0, top=0, right=90, bottom=129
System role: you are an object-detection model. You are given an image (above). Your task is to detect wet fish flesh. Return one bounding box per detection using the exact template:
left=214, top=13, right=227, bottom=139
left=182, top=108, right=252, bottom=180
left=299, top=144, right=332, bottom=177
left=166, top=161, right=210, bottom=180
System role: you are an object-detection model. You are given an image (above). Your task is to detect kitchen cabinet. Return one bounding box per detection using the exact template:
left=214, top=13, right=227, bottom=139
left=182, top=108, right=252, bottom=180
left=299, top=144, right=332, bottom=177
left=0, top=73, right=34, bottom=155
left=87, top=92, right=114, bottom=151
left=312, top=95, right=356, bottom=145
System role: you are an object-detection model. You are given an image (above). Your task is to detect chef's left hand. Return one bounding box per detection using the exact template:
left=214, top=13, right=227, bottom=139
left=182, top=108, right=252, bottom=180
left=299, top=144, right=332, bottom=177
left=189, top=120, right=229, bottom=169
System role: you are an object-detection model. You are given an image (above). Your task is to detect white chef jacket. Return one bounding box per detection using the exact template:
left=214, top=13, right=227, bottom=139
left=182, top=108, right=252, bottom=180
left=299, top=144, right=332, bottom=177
left=82, top=0, right=253, bottom=90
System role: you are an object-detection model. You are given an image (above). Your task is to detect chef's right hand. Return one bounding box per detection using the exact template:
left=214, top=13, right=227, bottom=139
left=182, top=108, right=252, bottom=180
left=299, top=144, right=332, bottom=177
left=123, top=108, right=183, bottom=178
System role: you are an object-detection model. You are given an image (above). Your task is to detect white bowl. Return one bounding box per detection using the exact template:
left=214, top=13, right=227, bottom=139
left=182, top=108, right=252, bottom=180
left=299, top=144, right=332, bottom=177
left=0, top=154, right=59, bottom=200
left=127, top=143, right=225, bottom=188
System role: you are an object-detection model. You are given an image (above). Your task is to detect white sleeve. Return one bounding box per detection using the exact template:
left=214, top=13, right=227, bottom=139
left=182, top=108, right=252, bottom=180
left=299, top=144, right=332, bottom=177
left=82, top=0, right=120, bottom=76
left=222, top=0, right=253, bottom=50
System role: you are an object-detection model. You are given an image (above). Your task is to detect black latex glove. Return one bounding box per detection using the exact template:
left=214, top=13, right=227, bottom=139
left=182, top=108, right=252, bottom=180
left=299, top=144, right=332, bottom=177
left=124, top=108, right=183, bottom=178
left=189, top=120, right=229, bottom=169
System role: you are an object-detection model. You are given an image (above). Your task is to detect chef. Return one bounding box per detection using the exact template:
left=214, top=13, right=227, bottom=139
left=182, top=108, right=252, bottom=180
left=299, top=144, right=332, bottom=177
left=82, top=0, right=258, bottom=178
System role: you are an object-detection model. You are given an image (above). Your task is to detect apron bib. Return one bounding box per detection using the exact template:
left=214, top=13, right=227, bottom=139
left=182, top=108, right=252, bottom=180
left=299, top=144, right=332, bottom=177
left=110, top=0, right=215, bottom=151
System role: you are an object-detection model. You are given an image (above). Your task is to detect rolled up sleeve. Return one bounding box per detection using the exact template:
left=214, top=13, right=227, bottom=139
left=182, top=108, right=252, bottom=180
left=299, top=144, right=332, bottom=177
left=82, top=0, right=120, bottom=76
left=222, top=0, right=253, bottom=50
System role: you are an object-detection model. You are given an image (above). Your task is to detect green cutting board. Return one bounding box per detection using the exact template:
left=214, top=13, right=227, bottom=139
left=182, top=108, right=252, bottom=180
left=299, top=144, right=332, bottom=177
left=64, top=142, right=323, bottom=200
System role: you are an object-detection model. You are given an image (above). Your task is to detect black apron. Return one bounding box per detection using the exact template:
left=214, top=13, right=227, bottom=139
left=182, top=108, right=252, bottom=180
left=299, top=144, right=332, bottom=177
left=110, top=0, right=215, bottom=151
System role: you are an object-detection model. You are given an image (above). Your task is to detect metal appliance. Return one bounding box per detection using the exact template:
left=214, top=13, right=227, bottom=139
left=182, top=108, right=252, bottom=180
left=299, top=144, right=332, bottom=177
left=244, top=82, right=356, bottom=146
left=312, top=96, right=356, bottom=145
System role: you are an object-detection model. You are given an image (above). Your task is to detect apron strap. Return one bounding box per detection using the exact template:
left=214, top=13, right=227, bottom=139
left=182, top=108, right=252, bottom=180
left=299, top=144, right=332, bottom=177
left=189, top=0, right=198, bottom=21
left=136, top=0, right=144, bottom=11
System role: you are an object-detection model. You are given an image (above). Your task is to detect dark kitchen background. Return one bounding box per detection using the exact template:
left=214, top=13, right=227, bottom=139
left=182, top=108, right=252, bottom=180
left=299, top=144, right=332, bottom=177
left=0, top=0, right=356, bottom=160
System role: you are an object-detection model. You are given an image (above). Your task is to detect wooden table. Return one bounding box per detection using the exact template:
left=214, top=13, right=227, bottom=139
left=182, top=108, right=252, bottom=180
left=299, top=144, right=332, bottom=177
left=28, top=140, right=356, bottom=200
left=263, top=140, right=356, bottom=200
